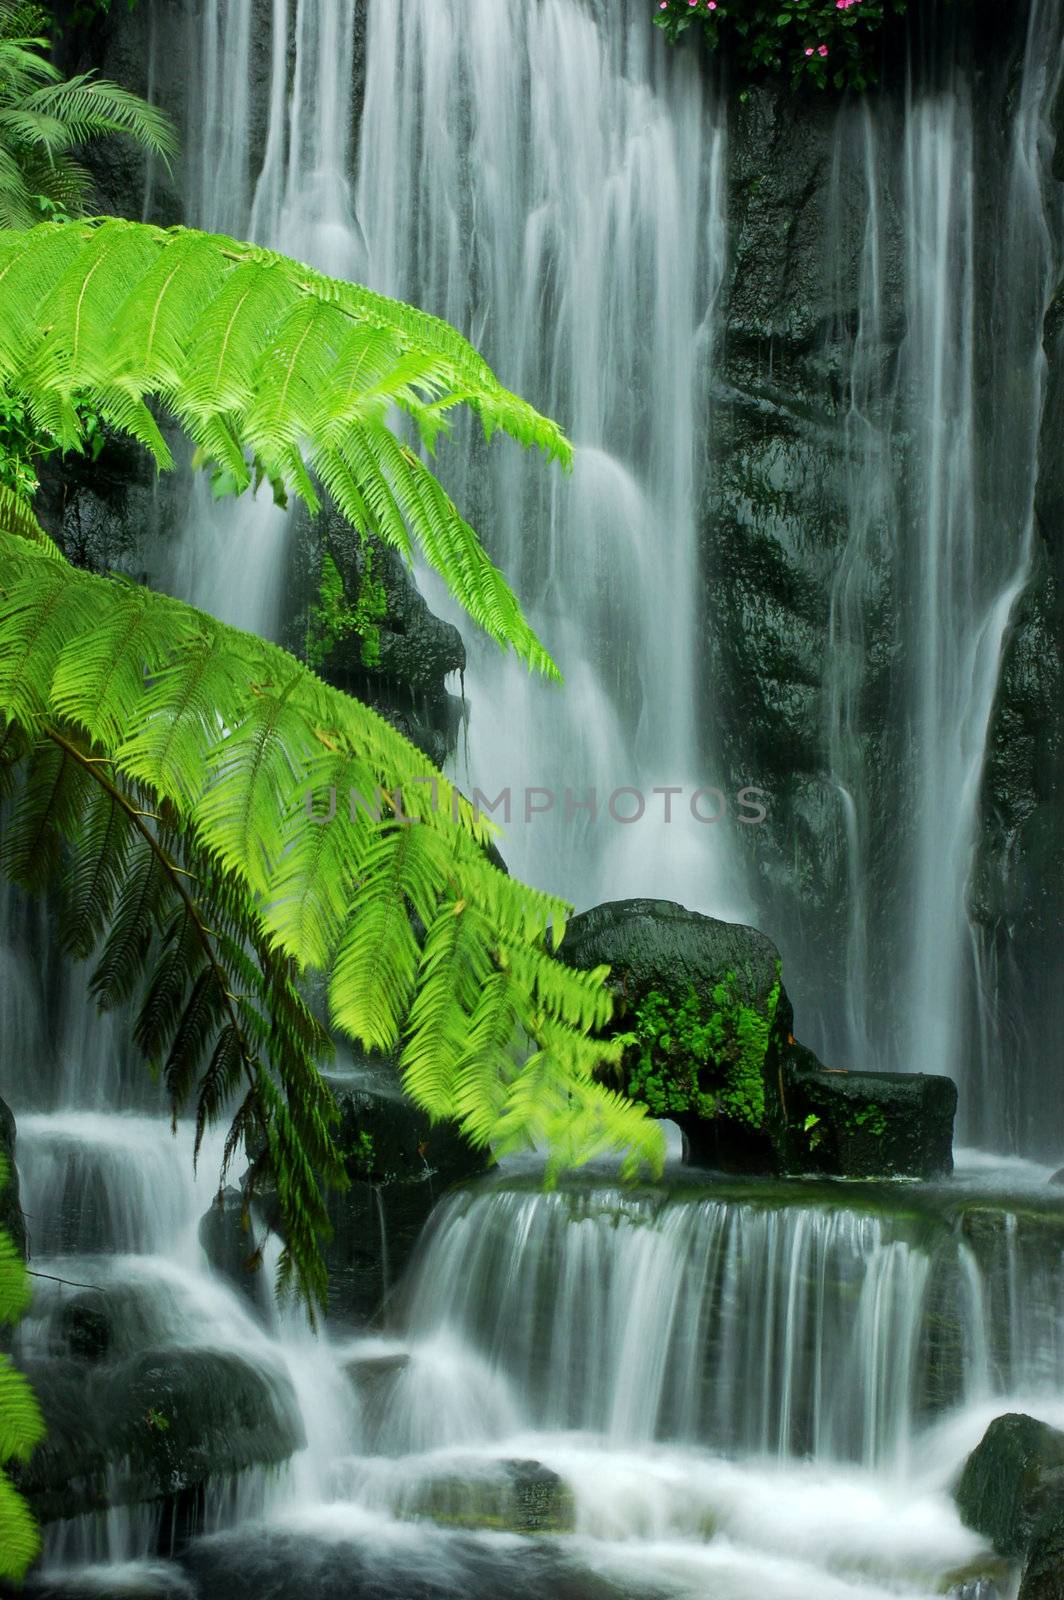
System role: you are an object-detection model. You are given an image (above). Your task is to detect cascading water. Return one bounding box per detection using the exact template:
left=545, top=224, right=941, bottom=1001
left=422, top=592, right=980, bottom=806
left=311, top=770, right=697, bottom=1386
left=7, top=1, right=1064, bottom=1595
left=354, top=0, right=745, bottom=916
left=812, top=0, right=1064, bottom=1144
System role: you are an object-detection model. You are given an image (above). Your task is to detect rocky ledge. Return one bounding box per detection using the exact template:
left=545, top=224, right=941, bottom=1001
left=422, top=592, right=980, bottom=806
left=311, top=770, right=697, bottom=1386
left=559, top=897, right=956, bottom=1181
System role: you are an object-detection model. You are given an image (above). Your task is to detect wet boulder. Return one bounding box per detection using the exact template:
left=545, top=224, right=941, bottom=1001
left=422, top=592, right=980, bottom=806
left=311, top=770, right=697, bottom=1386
left=15, top=1346, right=304, bottom=1526
left=1021, top=1510, right=1064, bottom=1599
left=301, top=1063, right=491, bottom=1326
left=0, top=1094, right=25, bottom=1257
left=559, top=898, right=956, bottom=1179
left=198, top=1187, right=268, bottom=1311
left=558, top=898, right=792, bottom=1174
left=955, top=1413, right=1064, bottom=1559
left=403, top=1457, right=576, bottom=1535
left=776, top=1047, right=957, bottom=1181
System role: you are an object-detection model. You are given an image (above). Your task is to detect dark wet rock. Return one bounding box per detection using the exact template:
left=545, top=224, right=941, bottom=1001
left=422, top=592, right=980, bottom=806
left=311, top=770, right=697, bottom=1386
left=405, top=1458, right=576, bottom=1535
left=776, top=1053, right=957, bottom=1181
left=58, top=1296, right=113, bottom=1363
left=198, top=1188, right=267, bottom=1311
left=1050, top=1167, right=1064, bottom=1186
left=559, top=897, right=791, bottom=1173
left=284, top=510, right=465, bottom=767
left=560, top=898, right=956, bottom=1180
left=15, top=1347, right=303, bottom=1525
left=0, top=1095, right=25, bottom=1258
left=955, top=1414, right=1064, bottom=1559
left=180, top=1523, right=654, bottom=1600
left=1021, top=1504, right=1064, bottom=1599
left=257, top=1063, right=491, bottom=1326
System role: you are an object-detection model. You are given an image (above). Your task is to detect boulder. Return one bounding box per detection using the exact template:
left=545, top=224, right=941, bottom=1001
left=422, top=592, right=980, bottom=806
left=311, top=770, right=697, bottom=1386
left=198, top=1188, right=267, bottom=1311
left=776, top=1049, right=957, bottom=1180
left=1021, top=1508, right=1064, bottom=1599
left=559, top=898, right=791, bottom=1173
left=270, top=1064, right=491, bottom=1325
left=0, top=1095, right=25, bottom=1257
left=15, top=1346, right=304, bottom=1526
left=559, top=898, right=956, bottom=1180
left=955, top=1414, right=1064, bottom=1559
left=404, top=1458, right=576, bottom=1535
left=285, top=510, right=466, bottom=767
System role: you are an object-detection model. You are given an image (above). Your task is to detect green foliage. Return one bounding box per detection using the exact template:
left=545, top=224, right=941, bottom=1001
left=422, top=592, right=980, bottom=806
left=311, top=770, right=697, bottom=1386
left=0, top=387, right=105, bottom=499
left=0, top=513, right=664, bottom=1309
left=653, top=0, right=909, bottom=91
left=619, top=971, right=780, bottom=1128
left=847, top=1102, right=887, bottom=1137
left=306, top=548, right=387, bottom=671
left=0, top=219, right=664, bottom=1312
left=0, top=2, right=176, bottom=227
left=0, top=218, right=568, bottom=676
left=0, top=1155, right=44, bottom=1583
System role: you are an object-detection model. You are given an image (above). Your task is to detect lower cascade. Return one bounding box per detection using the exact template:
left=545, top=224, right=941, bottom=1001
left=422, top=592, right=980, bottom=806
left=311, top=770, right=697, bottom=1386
left=8, top=1071, right=1064, bottom=1597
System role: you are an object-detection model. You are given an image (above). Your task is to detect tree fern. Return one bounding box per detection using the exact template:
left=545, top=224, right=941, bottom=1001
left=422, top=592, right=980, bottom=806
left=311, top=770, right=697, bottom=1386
left=0, top=218, right=566, bottom=673
left=0, top=1155, right=43, bottom=1583
left=0, top=2, right=176, bottom=228
left=0, top=522, right=665, bottom=1310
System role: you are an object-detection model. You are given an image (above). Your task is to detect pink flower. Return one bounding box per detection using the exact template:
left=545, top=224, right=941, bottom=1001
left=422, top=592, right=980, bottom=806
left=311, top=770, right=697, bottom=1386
left=805, top=46, right=814, bottom=55
left=818, top=43, right=829, bottom=55
left=707, top=1, right=717, bottom=9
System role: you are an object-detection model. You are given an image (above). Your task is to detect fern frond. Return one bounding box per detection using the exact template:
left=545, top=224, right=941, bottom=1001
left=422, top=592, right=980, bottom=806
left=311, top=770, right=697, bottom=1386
left=0, top=218, right=566, bottom=672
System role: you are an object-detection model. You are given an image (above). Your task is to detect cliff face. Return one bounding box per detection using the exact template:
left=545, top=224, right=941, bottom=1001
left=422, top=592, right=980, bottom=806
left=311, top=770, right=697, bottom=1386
left=702, top=14, right=1064, bottom=1150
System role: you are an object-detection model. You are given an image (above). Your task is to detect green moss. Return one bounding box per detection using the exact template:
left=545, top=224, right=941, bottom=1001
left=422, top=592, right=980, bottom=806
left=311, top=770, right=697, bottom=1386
left=618, top=969, right=780, bottom=1130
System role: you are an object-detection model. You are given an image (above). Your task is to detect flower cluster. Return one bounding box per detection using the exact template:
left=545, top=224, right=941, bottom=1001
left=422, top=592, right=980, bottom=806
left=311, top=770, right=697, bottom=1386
left=652, top=0, right=909, bottom=92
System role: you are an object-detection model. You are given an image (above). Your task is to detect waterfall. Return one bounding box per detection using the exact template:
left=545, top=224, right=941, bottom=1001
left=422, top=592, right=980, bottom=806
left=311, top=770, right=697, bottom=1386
left=174, top=0, right=362, bottom=638
left=8, top=1, right=1064, bottom=1593
left=814, top=0, right=1064, bottom=1140
left=354, top=0, right=744, bottom=915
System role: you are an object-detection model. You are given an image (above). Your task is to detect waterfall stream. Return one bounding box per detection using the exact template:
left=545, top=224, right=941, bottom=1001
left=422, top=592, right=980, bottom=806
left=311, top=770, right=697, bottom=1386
left=5, top=0, right=1064, bottom=1594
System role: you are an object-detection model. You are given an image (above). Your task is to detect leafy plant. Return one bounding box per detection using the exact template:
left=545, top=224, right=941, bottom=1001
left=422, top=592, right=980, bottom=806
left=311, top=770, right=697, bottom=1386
left=0, top=2, right=176, bottom=227
left=306, top=548, right=387, bottom=671
left=0, top=1155, right=44, bottom=1584
left=653, top=0, right=910, bottom=91
left=0, top=217, right=667, bottom=1308
left=0, top=218, right=566, bottom=675
left=618, top=971, right=780, bottom=1128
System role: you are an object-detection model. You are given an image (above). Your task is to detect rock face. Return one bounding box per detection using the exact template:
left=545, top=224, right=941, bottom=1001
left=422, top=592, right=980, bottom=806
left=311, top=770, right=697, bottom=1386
left=312, top=1066, right=491, bottom=1325
left=955, top=1413, right=1064, bottom=1566
left=15, top=1346, right=303, bottom=1529
left=283, top=510, right=466, bottom=767
left=560, top=898, right=956, bottom=1179
left=0, top=1095, right=25, bottom=1258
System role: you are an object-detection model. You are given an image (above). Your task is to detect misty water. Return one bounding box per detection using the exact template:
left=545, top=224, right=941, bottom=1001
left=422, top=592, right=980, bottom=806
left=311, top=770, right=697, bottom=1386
left=5, top=0, right=1064, bottom=1597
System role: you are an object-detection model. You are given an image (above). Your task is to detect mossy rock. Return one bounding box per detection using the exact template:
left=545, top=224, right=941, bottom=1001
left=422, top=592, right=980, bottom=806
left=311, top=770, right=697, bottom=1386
left=559, top=898, right=790, bottom=1173
left=778, top=1049, right=957, bottom=1180
left=405, top=1458, right=576, bottom=1535
left=956, top=1414, right=1064, bottom=1559
left=15, top=1346, right=304, bottom=1525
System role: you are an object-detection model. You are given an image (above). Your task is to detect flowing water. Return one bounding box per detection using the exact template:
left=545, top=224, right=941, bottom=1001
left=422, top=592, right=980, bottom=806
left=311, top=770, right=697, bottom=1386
left=812, top=0, right=1064, bottom=1143
left=5, top=0, right=1064, bottom=1595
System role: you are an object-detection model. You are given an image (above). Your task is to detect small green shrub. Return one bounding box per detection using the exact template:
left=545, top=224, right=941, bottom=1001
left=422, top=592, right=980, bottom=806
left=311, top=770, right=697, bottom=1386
left=305, top=548, right=388, bottom=671
left=652, top=0, right=909, bottom=91
left=617, top=970, right=780, bottom=1128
